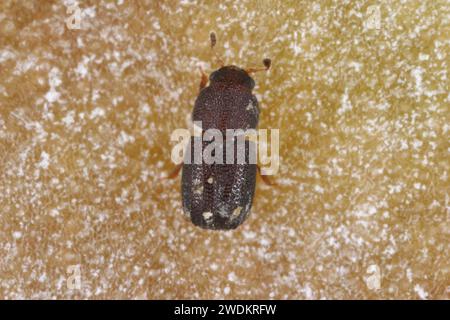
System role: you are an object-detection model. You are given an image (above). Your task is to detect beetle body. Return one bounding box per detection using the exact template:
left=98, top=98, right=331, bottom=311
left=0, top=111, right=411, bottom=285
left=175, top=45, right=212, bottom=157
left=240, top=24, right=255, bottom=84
left=182, top=66, right=260, bottom=230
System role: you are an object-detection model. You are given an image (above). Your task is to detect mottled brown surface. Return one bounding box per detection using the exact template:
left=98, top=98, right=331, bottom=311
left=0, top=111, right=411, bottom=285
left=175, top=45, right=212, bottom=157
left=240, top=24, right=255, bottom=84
left=0, top=0, right=448, bottom=299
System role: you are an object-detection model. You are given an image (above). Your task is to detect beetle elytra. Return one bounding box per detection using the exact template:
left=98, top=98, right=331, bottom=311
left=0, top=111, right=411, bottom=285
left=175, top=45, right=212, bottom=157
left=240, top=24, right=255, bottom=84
left=172, top=32, right=272, bottom=230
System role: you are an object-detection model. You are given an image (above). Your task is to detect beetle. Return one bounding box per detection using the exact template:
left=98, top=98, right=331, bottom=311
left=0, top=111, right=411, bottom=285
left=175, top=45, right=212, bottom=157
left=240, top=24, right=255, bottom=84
left=170, top=33, right=271, bottom=230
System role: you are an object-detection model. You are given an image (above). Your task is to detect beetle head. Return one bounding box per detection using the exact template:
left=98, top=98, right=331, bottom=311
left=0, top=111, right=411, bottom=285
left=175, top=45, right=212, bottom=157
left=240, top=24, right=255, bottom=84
left=209, top=65, right=255, bottom=90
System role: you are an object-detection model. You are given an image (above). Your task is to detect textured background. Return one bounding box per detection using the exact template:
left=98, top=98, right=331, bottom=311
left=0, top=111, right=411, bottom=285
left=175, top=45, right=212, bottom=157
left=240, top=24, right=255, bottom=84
left=0, top=0, right=448, bottom=299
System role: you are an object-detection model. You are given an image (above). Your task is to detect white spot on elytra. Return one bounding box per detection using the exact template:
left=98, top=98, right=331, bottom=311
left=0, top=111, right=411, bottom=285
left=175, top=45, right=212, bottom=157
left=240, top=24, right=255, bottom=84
left=246, top=100, right=254, bottom=112
left=231, top=206, right=242, bottom=219
left=202, top=211, right=213, bottom=220
left=194, top=185, right=203, bottom=195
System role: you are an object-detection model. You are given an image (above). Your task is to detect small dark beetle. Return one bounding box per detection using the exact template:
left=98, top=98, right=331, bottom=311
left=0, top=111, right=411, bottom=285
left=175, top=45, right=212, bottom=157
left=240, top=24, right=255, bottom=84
left=181, top=33, right=271, bottom=230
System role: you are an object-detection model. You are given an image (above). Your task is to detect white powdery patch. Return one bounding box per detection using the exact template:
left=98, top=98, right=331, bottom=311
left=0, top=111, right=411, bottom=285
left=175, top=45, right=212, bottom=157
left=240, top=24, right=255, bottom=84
left=48, top=67, right=62, bottom=88
left=314, top=185, right=324, bottom=194
left=243, top=231, right=256, bottom=240
left=75, top=56, right=90, bottom=79
left=414, top=182, right=425, bottom=190
left=388, top=183, right=403, bottom=194
left=260, top=238, right=271, bottom=246
left=337, top=88, right=352, bottom=115
left=82, top=6, right=96, bottom=19
left=289, top=31, right=302, bottom=56
left=62, top=111, right=76, bottom=127
left=45, top=88, right=60, bottom=103
left=210, top=263, right=219, bottom=271
left=414, top=284, right=428, bottom=300
left=90, top=107, right=106, bottom=119
left=365, top=264, right=381, bottom=291
left=49, top=209, right=60, bottom=217
left=418, top=53, right=429, bottom=61
left=140, top=103, right=151, bottom=114
left=305, top=112, right=313, bottom=123
left=350, top=203, right=377, bottom=218
left=38, top=273, right=47, bottom=283
left=348, top=61, right=362, bottom=72
left=117, top=131, right=135, bottom=147
left=14, top=55, right=38, bottom=75
left=412, top=139, right=423, bottom=150
left=406, top=268, right=413, bottom=282
left=12, top=231, right=22, bottom=239
left=62, top=0, right=79, bottom=7
left=227, top=272, right=237, bottom=282
left=301, top=283, right=315, bottom=299
left=37, top=151, right=50, bottom=169
left=411, top=67, right=424, bottom=96
left=45, top=67, right=62, bottom=103
left=373, top=102, right=390, bottom=111
left=0, top=49, right=16, bottom=63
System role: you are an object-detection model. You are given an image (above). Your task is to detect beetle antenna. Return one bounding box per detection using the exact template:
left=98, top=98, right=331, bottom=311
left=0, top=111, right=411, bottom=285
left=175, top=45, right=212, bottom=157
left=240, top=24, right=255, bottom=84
left=210, top=32, right=224, bottom=67
left=246, top=58, right=271, bottom=74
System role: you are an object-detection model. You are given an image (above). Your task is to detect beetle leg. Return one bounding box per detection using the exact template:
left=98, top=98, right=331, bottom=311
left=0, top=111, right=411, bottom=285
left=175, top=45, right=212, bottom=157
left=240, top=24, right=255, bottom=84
left=199, top=67, right=208, bottom=91
left=213, top=52, right=224, bottom=68
left=164, top=163, right=183, bottom=179
left=257, top=165, right=277, bottom=186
